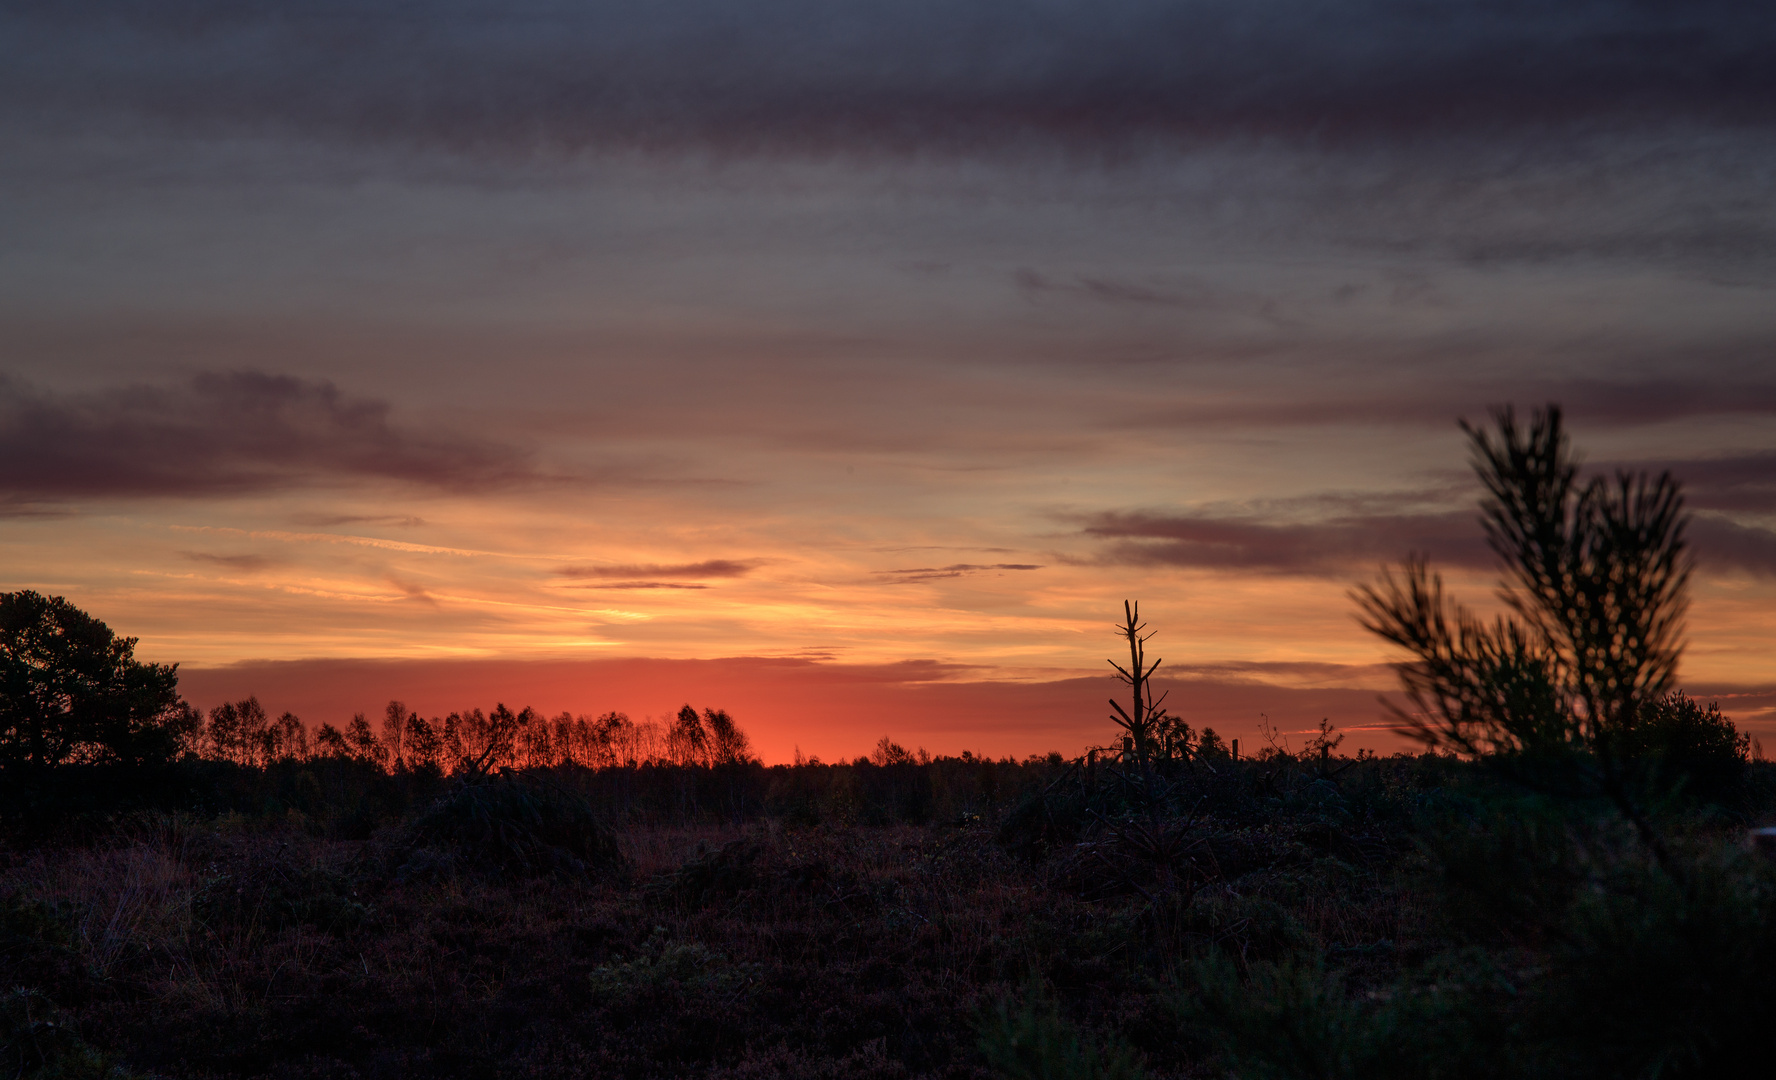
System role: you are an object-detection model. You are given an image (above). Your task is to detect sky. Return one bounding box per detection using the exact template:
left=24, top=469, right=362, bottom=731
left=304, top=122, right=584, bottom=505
left=4, top=1, right=1775, bottom=762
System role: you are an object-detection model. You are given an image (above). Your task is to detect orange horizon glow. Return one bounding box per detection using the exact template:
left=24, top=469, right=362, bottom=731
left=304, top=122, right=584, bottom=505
left=10, top=466, right=1775, bottom=765
left=172, top=653, right=1776, bottom=768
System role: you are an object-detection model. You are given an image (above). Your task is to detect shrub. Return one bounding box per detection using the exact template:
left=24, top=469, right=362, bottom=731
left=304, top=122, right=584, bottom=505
left=1623, top=691, right=1750, bottom=807
left=0, top=987, right=134, bottom=1079
left=587, top=925, right=764, bottom=1007
left=398, top=773, right=627, bottom=880
left=977, top=981, right=1145, bottom=1080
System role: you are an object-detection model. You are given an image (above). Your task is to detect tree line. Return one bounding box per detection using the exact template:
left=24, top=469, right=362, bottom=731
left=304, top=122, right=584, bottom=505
left=198, top=697, right=756, bottom=774
left=0, top=589, right=755, bottom=778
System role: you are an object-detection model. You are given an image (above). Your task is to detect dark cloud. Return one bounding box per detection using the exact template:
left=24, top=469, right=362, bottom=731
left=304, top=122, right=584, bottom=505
left=555, top=560, right=762, bottom=581
left=1077, top=508, right=1488, bottom=574
left=1450, top=223, right=1776, bottom=270
left=1079, top=492, right=1776, bottom=577
left=182, top=551, right=278, bottom=572
left=3, top=1, right=1770, bottom=159
left=1121, top=377, right=1776, bottom=432
left=1608, top=451, right=1776, bottom=514
left=1686, top=515, right=1776, bottom=576
left=1539, top=382, right=1776, bottom=428
left=877, top=563, right=1044, bottom=583
left=0, top=371, right=539, bottom=503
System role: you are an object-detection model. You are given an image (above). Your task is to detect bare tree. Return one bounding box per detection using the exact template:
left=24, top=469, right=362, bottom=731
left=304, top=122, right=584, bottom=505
left=345, top=712, right=388, bottom=767
left=313, top=722, right=348, bottom=757
left=381, top=700, right=409, bottom=769
left=270, top=711, right=308, bottom=761
left=208, top=696, right=271, bottom=766
left=704, top=708, right=754, bottom=765
left=668, top=704, right=709, bottom=768
left=1107, top=600, right=1171, bottom=768
left=454, top=704, right=532, bottom=775
left=406, top=713, right=442, bottom=770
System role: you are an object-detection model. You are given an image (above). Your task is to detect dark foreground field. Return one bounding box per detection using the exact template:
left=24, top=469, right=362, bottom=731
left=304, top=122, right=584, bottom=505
left=6, top=744, right=1776, bottom=1080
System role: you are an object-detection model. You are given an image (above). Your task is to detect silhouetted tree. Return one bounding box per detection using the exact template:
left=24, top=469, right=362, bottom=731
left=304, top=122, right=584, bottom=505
left=704, top=707, right=754, bottom=765
left=382, top=700, right=410, bottom=768
left=406, top=712, right=443, bottom=771
left=669, top=704, right=709, bottom=767
left=519, top=708, right=556, bottom=767
left=442, top=711, right=466, bottom=765
left=454, top=703, right=532, bottom=774
left=345, top=712, right=388, bottom=767
left=1107, top=600, right=1171, bottom=767
left=270, top=710, right=308, bottom=761
left=1195, top=727, right=1229, bottom=760
left=0, top=590, right=196, bottom=768
left=207, top=696, right=271, bottom=765
left=313, top=721, right=349, bottom=757
left=1358, top=406, right=1690, bottom=761
left=872, top=736, right=915, bottom=767
left=1355, top=405, right=1719, bottom=862
left=600, top=710, right=650, bottom=767
left=547, top=711, right=576, bottom=765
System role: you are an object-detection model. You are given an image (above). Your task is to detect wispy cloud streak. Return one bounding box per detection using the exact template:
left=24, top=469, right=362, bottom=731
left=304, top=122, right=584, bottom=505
left=555, top=560, right=763, bottom=580
left=876, top=563, right=1044, bottom=583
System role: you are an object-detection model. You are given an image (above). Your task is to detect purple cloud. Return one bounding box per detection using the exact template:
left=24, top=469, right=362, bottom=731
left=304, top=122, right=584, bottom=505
left=4, top=2, right=1770, bottom=158
left=1077, top=508, right=1488, bottom=574
left=0, top=371, right=541, bottom=507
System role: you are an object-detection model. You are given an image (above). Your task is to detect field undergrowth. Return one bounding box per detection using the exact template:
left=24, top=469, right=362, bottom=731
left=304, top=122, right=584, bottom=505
left=9, top=746, right=1769, bottom=1079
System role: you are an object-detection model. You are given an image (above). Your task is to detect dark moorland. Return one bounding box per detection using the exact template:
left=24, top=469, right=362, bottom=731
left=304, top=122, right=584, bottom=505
left=5, top=709, right=1774, bottom=1080
left=6, top=408, right=1776, bottom=1079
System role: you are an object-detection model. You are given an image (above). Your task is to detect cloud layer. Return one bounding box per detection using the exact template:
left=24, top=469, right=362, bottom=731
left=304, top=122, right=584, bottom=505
left=0, top=371, right=536, bottom=507
left=1078, top=454, right=1776, bottom=577
left=1078, top=508, right=1489, bottom=573
left=5, top=1, right=1772, bottom=158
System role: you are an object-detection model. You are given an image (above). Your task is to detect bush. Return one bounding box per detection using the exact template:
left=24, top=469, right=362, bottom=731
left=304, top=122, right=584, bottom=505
left=398, top=773, right=628, bottom=880
left=1180, top=944, right=1520, bottom=1080
left=1623, top=692, right=1751, bottom=807
left=977, top=982, right=1145, bottom=1080
left=0, top=987, right=135, bottom=1079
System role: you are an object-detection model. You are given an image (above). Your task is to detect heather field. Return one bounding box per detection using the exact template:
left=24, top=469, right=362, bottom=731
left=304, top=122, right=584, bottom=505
left=6, top=738, right=1775, bottom=1079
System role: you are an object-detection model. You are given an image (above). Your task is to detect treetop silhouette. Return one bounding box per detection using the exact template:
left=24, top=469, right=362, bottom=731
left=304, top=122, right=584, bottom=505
left=0, top=589, right=195, bottom=768
left=1355, top=404, right=1691, bottom=761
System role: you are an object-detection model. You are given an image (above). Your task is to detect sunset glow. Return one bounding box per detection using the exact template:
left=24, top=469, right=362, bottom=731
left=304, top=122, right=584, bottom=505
left=5, top=2, right=1775, bottom=760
